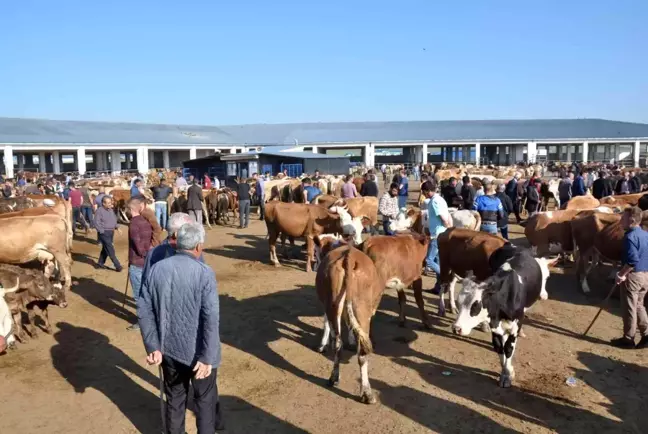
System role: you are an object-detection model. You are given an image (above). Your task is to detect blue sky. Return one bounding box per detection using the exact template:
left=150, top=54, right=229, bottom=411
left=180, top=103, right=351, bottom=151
left=1, top=0, right=647, bottom=124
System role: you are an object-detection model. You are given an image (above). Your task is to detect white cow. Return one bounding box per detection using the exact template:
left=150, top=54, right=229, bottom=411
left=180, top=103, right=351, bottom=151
left=1, top=279, right=20, bottom=350
left=389, top=206, right=481, bottom=233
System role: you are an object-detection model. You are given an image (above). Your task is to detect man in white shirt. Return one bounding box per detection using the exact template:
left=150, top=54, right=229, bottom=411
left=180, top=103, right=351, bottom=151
left=213, top=175, right=221, bottom=190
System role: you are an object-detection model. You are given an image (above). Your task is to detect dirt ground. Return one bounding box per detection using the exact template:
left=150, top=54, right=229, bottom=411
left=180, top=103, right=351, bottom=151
left=1, top=189, right=647, bottom=433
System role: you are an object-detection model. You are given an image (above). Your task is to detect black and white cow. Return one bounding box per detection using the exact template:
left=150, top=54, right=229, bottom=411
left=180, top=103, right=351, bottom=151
left=452, top=249, right=552, bottom=388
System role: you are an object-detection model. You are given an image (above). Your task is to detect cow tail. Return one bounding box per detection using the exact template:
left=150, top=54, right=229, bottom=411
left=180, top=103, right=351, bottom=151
left=343, top=254, right=373, bottom=354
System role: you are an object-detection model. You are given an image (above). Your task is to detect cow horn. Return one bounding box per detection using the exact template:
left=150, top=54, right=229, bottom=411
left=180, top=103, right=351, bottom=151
left=0, top=278, right=20, bottom=295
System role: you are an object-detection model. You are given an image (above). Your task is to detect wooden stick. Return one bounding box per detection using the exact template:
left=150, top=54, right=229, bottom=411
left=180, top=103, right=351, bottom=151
left=582, top=284, right=618, bottom=337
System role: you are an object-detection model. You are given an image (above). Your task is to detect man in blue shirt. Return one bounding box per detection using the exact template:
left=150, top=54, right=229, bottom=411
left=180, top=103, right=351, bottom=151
left=424, top=179, right=452, bottom=292
left=473, top=179, right=504, bottom=235
left=613, top=206, right=648, bottom=349
left=302, top=178, right=321, bottom=203
left=571, top=171, right=586, bottom=197
left=398, top=169, right=409, bottom=209
left=254, top=173, right=266, bottom=220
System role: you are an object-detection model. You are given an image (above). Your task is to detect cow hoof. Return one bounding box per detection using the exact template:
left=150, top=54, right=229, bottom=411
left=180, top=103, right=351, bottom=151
left=398, top=320, right=406, bottom=328
left=273, top=263, right=281, bottom=268
left=315, top=345, right=327, bottom=353
left=360, top=391, right=377, bottom=405
left=438, top=308, right=446, bottom=318
left=327, top=376, right=340, bottom=387
left=499, top=375, right=513, bottom=388
left=345, top=342, right=358, bottom=352
left=422, top=321, right=433, bottom=330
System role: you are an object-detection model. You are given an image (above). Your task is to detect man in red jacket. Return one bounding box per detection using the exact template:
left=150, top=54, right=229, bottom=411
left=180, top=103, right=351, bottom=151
left=127, top=197, right=154, bottom=331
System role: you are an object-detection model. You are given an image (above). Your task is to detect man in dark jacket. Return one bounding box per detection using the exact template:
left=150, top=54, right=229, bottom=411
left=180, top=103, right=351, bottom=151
left=359, top=174, right=379, bottom=197
left=441, top=177, right=459, bottom=208
left=616, top=173, right=631, bottom=195
left=526, top=179, right=541, bottom=215
left=592, top=171, right=613, bottom=199
left=237, top=179, right=251, bottom=229
left=152, top=179, right=173, bottom=229
left=571, top=172, right=586, bottom=197
left=460, top=175, right=476, bottom=210
left=505, top=172, right=522, bottom=223
left=127, top=197, right=154, bottom=331
left=94, top=196, right=122, bottom=272
left=630, top=171, right=641, bottom=194
left=496, top=183, right=514, bottom=240
left=187, top=179, right=204, bottom=224
left=138, top=222, right=223, bottom=433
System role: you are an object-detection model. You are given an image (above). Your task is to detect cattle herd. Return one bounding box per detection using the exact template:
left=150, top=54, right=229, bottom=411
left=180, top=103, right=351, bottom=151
left=2, top=161, right=648, bottom=409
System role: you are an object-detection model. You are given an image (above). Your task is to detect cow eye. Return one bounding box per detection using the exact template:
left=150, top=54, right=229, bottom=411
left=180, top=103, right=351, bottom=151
left=469, top=301, right=482, bottom=317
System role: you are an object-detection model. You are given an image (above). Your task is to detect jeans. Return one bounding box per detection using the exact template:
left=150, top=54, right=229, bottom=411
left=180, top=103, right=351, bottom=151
left=72, top=207, right=81, bottom=233
left=98, top=231, right=121, bottom=269
left=239, top=199, right=250, bottom=227
left=189, top=209, right=203, bottom=225
left=481, top=223, right=498, bottom=235
left=425, top=238, right=440, bottom=274
left=398, top=195, right=407, bottom=209
left=499, top=225, right=509, bottom=240
left=162, top=356, right=222, bottom=434
left=258, top=198, right=265, bottom=220
left=80, top=206, right=93, bottom=228
left=414, top=171, right=419, bottom=181
left=128, top=265, right=143, bottom=303
left=155, top=202, right=168, bottom=230
left=382, top=218, right=394, bottom=235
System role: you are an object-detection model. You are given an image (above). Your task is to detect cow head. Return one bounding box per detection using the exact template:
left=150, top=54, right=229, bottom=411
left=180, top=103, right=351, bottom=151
left=329, top=205, right=363, bottom=244
left=452, top=278, right=490, bottom=336
left=313, top=234, right=346, bottom=269
left=389, top=208, right=419, bottom=233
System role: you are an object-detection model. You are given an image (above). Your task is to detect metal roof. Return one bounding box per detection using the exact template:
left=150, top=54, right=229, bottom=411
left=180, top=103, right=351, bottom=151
left=1, top=117, right=648, bottom=146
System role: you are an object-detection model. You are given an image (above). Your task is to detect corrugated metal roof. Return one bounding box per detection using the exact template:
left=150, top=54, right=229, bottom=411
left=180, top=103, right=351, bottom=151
left=255, top=149, right=348, bottom=159
left=1, top=117, right=648, bottom=145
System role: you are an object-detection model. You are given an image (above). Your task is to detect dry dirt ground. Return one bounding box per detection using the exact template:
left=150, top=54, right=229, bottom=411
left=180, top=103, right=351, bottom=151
left=1, top=193, right=647, bottom=433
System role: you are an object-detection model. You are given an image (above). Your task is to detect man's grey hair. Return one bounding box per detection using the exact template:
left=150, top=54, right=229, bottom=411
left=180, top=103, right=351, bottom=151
left=167, top=212, right=193, bottom=235
left=177, top=222, right=205, bottom=251
left=497, top=183, right=506, bottom=192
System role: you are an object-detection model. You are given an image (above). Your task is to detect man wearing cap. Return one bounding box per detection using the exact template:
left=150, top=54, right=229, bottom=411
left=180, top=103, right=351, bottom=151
left=473, top=178, right=504, bottom=235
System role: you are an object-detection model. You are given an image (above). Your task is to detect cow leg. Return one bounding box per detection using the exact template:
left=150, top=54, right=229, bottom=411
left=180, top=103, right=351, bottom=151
left=316, top=314, right=330, bottom=353
left=396, top=289, right=407, bottom=327
left=448, top=274, right=458, bottom=314
left=26, top=306, right=39, bottom=338
left=327, top=320, right=343, bottom=387
left=268, top=231, right=280, bottom=267
left=412, top=279, right=432, bottom=329
left=305, top=237, right=314, bottom=272
left=281, top=234, right=290, bottom=258
left=492, top=323, right=518, bottom=388
left=347, top=325, right=357, bottom=349
left=12, top=311, right=27, bottom=343
left=39, top=303, right=52, bottom=334
left=438, top=283, right=448, bottom=317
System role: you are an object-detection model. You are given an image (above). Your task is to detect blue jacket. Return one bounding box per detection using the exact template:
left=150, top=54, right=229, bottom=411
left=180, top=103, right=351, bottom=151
left=399, top=176, right=408, bottom=196
left=622, top=226, right=648, bottom=272
left=571, top=176, right=585, bottom=197
left=141, top=238, right=204, bottom=288
left=138, top=251, right=221, bottom=367
left=473, top=194, right=504, bottom=224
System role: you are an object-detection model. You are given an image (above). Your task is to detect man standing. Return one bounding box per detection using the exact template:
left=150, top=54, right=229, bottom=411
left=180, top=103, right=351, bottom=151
left=302, top=178, right=321, bottom=204
left=461, top=175, right=476, bottom=211
left=495, top=183, right=513, bottom=240
left=237, top=178, right=251, bottom=229
left=253, top=173, right=266, bottom=220
left=68, top=182, right=84, bottom=234
left=629, top=171, right=641, bottom=194
left=341, top=175, right=358, bottom=199
left=152, top=179, right=173, bottom=230
left=175, top=173, right=188, bottom=190
left=130, top=179, right=144, bottom=198
left=441, top=177, right=459, bottom=208
left=138, top=223, right=223, bottom=433
left=612, top=207, right=648, bottom=349
left=397, top=169, right=409, bottom=208
left=505, top=172, right=522, bottom=224
left=359, top=174, right=379, bottom=197
left=616, top=173, right=631, bottom=195
left=378, top=183, right=400, bottom=235
left=425, top=179, right=452, bottom=292
left=79, top=184, right=94, bottom=231
left=213, top=174, right=221, bottom=190
left=94, top=196, right=122, bottom=272
left=187, top=178, right=204, bottom=225
left=127, top=197, right=154, bottom=331
left=203, top=173, right=212, bottom=190
left=558, top=172, right=574, bottom=208
left=592, top=171, right=612, bottom=199
left=473, top=179, right=504, bottom=235
left=2, top=180, right=13, bottom=198
left=571, top=171, right=586, bottom=198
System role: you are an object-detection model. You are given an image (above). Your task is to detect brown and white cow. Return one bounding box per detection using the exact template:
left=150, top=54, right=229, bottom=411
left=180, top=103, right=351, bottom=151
left=600, top=193, right=644, bottom=207
left=315, top=244, right=384, bottom=404
left=0, top=273, right=21, bottom=350
left=264, top=202, right=362, bottom=272
left=563, top=194, right=600, bottom=210
left=437, top=228, right=511, bottom=316
left=358, top=234, right=431, bottom=328
left=389, top=207, right=481, bottom=235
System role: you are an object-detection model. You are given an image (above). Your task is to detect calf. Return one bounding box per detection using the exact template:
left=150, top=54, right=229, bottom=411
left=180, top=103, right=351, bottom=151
left=264, top=202, right=361, bottom=272
left=1, top=264, right=65, bottom=341
left=0, top=271, right=21, bottom=349
left=358, top=234, right=431, bottom=328
left=437, top=228, right=510, bottom=316
left=452, top=250, right=552, bottom=388
left=315, top=245, right=384, bottom=404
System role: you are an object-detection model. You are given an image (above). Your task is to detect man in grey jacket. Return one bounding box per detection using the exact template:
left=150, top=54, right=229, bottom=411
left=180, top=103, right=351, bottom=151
left=138, top=223, right=222, bottom=433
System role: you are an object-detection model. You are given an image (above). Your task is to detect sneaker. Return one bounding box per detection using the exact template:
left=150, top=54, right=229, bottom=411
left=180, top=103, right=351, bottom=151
left=127, top=323, right=140, bottom=331
left=610, top=337, right=636, bottom=349
left=115, top=266, right=123, bottom=272
left=636, top=336, right=648, bottom=349
left=423, top=267, right=436, bottom=277
left=425, top=281, right=441, bottom=295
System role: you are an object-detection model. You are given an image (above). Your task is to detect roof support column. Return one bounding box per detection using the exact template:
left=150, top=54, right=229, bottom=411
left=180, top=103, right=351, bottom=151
left=311, top=146, right=318, bottom=154
left=52, top=151, right=61, bottom=174
left=96, top=151, right=105, bottom=171
left=634, top=140, right=641, bottom=168
left=422, top=143, right=428, bottom=165
left=189, top=147, right=197, bottom=160
left=17, top=153, right=24, bottom=170
left=364, top=143, right=374, bottom=168
left=3, top=145, right=14, bottom=179
left=38, top=152, right=46, bottom=173
left=136, top=146, right=149, bottom=175
left=582, top=141, right=588, bottom=164
left=566, top=144, right=572, bottom=163
left=475, top=143, right=481, bottom=166
left=77, top=147, right=86, bottom=175
left=163, top=150, right=170, bottom=169
left=110, top=150, right=121, bottom=174
left=526, top=142, right=537, bottom=164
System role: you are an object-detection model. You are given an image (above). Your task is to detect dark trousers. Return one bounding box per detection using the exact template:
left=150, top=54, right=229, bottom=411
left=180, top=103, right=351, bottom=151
left=382, top=218, right=394, bottom=235
left=98, top=230, right=121, bottom=269
left=499, top=225, right=509, bottom=240
left=72, top=207, right=81, bottom=232
left=239, top=199, right=250, bottom=227
left=258, top=198, right=265, bottom=220
left=512, top=199, right=522, bottom=223
left=162, top=356, right=222, bottom=434
left=81, top=206, right=93, bottom=228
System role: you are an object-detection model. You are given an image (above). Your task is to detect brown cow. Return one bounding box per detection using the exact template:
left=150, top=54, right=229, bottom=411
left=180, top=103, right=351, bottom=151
left=564, top=194, right=600, bottom=210
left=437, top=228, right=509, bottom=316
left=264, top=202, right=362, bottom=272
left=315, top=244, right=383, bottom=404
left=600, top=193, right=644, bottom=207
left=358, top=234, right=431, bottom=328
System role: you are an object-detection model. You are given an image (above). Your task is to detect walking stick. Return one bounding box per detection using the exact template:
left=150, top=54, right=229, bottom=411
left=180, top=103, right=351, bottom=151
left=158, top=364, right=167, bottom=434
left=582, top=283, right=618, bottom=337
left=121, top=273, right=130, bottom=309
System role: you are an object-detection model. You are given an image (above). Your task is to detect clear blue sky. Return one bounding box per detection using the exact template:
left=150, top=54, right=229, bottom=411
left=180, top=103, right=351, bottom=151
left=1, top=0, right=647, bottom=125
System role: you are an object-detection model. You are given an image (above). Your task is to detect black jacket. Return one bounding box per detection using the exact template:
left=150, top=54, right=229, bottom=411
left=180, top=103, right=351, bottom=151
left=495, top=192, right=513, bottom=228
left=461, top=184, right=476, bottom=210
left=525, top=184, right=540, bottom=212
left=592, top=178, right=612, bottom=199
left=360, top=180, right=379, bottom=197
left=186, top=183, right=204, bottom=210
left=441, top=185, right=459, bottom=207
left=630, top=176, right=641, bottom=194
